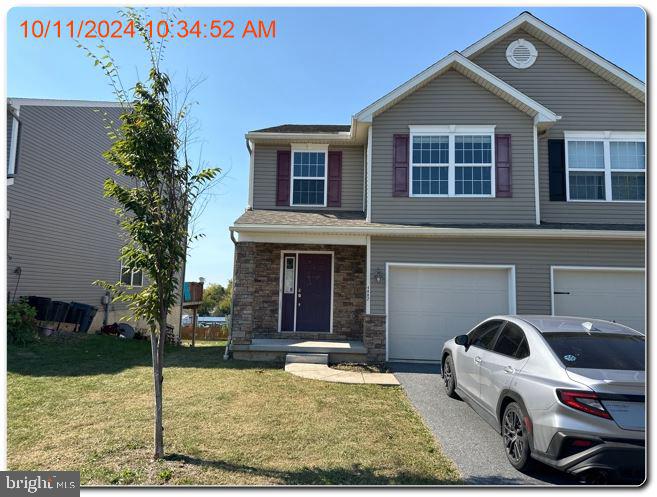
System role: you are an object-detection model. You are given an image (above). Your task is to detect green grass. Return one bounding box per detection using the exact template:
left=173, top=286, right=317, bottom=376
left=7, top=336, right=461, bottom=485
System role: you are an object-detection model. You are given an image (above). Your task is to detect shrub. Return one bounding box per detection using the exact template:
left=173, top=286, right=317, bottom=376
left=7, top=300, right=37, bottom=345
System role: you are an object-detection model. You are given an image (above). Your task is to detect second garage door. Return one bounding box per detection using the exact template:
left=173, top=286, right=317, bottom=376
left=552, top=267, right=645, bottom=333
left=387, top=265, right=515, bottom=362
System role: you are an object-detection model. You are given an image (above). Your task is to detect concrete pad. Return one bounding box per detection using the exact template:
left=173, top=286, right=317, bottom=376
left=285, top=353, right=328, bottom=365
left=284, top=359, right=399, bottom=386
left=363, top=372, right=400, bottom=386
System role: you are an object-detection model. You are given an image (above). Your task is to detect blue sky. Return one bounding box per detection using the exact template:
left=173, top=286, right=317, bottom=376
left=7, top=6, right=645, bottom=286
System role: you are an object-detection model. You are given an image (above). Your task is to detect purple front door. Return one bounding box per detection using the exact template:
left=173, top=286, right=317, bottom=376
left=280, top=253, right=332, bottom=332
left=296, top=254, right=332, bottom=332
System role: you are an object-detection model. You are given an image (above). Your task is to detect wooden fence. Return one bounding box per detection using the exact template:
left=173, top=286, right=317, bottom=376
left=180, top=325, right=228, bottom=341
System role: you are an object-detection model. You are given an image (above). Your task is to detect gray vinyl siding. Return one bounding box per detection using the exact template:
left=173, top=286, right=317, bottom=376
left=370, top=70, right=535, bottom=224
left=472, top=30, right=645, bottom=225
left=6, top=104, right=132, bottom=312
left=369, top=237, right=644, bottom=315
left=252, top=143, right=364, bottom=211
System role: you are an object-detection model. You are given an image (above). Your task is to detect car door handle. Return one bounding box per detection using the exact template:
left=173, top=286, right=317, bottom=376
left=504, top=365, right=515, bottom=374
left=474, top=356, right=482, bottom=364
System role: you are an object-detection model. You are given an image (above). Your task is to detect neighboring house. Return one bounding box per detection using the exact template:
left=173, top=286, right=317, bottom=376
left=229, top=12, right=645, bottom=363
left=6, top=98, right=183, bottom=334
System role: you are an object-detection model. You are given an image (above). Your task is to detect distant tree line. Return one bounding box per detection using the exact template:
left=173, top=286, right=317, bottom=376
left=198, top=280, right=232, bottom=316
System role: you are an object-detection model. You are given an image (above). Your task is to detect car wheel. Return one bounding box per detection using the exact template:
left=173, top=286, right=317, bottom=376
left=502, top=402, right=533, bottom=471
left=442, top=355, right=458, bottom=398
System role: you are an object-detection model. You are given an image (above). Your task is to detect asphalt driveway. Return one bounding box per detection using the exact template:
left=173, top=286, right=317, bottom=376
left=391, top=362, right=577, bottom=485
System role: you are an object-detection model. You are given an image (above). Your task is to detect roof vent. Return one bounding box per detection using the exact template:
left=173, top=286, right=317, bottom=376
left=506, top=39, right=538, bottom=69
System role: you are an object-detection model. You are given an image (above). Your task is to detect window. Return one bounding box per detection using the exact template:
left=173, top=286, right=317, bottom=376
left=543, top=333, right=644, bottom=370
left=565, top=132, right=645, bottom=202
left=411, top=135, right=448, bottom=195
left=291, top=149, right=327, bottom=206
left=493, top=323, right=529, bottom=358
left=469, top=319, right=503, bottom=350
left=121, top=265, right=143, bottom=287
left=410, top=126, right=495, bottom=197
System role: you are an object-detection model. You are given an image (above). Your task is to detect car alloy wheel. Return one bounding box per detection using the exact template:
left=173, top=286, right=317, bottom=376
left=503, top=407, right=526, bottom=464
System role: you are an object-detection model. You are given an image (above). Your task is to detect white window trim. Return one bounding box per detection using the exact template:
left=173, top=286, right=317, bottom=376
left=290, top=144, right=329, bottom=207
left=564, top=131, right=645, bottom=204
left=121, top=263, right=144, bottom=287
left=409, top=125, right=496, bottom=198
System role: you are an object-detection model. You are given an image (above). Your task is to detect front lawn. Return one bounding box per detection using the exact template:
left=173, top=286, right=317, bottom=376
left=7, top=336, right=460, bottom=485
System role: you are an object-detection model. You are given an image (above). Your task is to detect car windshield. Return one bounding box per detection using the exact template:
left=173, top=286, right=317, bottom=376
left=542, top=332, right=645, bottom=370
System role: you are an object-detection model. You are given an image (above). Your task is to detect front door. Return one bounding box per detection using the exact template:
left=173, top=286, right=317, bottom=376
left=280, top=253, right=332, bottom=332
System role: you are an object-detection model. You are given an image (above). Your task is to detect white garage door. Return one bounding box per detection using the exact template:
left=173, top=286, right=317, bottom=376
left=387, top=265, right=514, bottom=362
left=553, top=267, right=645, bottom=333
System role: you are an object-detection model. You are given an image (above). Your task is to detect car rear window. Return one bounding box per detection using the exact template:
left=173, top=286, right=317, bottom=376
left=542, top=332, right=645, bottom=370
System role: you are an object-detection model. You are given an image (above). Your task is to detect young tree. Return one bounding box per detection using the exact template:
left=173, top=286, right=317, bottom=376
left=83, top=9, right=219, bottom=459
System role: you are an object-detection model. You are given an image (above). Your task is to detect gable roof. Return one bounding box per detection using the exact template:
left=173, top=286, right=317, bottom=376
left=250, top=124, right=351, bottom=134
left=461, top=11, right=645, bottom=102
left=354, top=52, right=559, bottom=126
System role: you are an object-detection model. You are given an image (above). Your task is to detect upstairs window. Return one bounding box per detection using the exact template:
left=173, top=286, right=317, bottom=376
left=410, top=126, right=495, bottom=197
left=565, top=132, right=645, bottom=202
left=291, top=148, right=327, bottom=206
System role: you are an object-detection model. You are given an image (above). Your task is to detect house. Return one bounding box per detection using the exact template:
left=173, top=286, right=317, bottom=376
left=6, top=98, right=183, bottom=335
left=228, top=12, right=645, bottom=363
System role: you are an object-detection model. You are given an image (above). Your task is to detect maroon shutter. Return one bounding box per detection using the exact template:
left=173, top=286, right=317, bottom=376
left=393, top=134, right=409, bottom=197
left=276, top=150, right=291, bottom=206
left=327, top=151, right=342, bottom=207
left=495, top=134, right=512, bottom=198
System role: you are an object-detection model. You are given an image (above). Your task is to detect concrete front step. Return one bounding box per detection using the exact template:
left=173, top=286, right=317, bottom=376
left=285, top=353, right=328, bottom=365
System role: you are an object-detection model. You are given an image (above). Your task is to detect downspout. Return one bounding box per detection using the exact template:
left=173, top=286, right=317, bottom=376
left=224, top=227, right=239, bottom=360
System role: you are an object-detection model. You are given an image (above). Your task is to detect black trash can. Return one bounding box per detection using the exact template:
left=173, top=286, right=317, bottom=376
left=67, top=302, right=98, bottom=333
left=27, top=296, right=52, bottom=321
left=46, top=301, right=70, bottom=323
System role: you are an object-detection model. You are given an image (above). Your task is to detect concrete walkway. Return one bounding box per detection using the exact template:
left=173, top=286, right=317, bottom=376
left=284, top=353, right=399, bottom=386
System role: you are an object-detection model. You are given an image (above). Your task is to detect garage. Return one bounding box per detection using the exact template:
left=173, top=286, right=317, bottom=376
left=552, top=267, right=645, bottom=333
left=387, top=264, right=516, bottom=362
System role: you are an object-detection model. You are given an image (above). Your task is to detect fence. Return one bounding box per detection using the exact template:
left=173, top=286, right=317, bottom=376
left=180, top=324, right=228, bottom=341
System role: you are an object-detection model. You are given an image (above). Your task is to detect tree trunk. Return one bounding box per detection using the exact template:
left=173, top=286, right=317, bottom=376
left=151, top=327, right=164, bottom=460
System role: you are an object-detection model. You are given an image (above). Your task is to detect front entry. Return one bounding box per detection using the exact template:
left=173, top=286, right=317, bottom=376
left=280, top=252, right=332, bottom=332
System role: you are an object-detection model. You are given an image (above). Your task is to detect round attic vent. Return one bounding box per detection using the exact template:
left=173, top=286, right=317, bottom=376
left=506, top=39, right=538, bottom=69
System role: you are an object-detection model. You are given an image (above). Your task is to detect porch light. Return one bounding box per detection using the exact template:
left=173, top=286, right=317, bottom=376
left=374, top=269, right=385, bottom=284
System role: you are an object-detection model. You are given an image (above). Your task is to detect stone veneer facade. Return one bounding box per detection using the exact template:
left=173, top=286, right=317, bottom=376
left=231, top=242, right=367, bottom=344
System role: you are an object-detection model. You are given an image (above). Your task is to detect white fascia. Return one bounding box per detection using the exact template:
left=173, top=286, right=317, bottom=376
left=230, top=224, right=644, bottom=241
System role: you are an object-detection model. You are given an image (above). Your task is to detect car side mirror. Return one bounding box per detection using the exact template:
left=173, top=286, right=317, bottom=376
left=455, top=334, right=469, bottom=347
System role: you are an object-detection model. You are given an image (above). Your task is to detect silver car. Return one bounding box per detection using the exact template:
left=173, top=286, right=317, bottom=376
left=441, top=315, right=645, bottom=484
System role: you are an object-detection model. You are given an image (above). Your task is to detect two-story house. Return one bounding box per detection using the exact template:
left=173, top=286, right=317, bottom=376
left=6, top=98, right=183, bottom=334
left=228, top=12, right=645, bottom=363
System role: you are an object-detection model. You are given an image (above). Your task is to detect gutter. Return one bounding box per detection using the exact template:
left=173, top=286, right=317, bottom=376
left=230, top=224, right=644, bottom=241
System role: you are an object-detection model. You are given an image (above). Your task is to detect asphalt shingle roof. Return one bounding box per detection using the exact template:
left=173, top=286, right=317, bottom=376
left=250, top=124, right=351, bottom=134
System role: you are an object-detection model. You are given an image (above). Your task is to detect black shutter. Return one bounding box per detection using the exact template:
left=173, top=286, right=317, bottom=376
left=548, top=139, right=566, bottom=201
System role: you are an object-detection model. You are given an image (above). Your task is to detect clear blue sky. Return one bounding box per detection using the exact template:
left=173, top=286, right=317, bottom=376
left=7, top=6, right=645, bottom=287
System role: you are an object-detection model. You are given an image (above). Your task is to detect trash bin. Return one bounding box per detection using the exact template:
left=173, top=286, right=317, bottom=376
left=67, top=302, right=98, bottom=333
left=46, top=301, right=70, bottom=323
left=27, top=296, right=52, bottom=321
